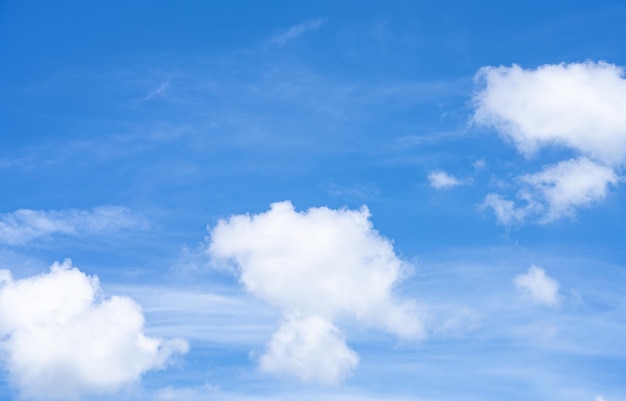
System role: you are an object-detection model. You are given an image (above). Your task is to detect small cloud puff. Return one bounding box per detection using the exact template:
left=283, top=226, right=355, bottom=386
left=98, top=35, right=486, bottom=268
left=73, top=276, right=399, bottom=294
left=428, top=170, right=464, bottom=189
left=514, top=265, right=560, bottom=307
left=0, top=260, right=188, bottom=400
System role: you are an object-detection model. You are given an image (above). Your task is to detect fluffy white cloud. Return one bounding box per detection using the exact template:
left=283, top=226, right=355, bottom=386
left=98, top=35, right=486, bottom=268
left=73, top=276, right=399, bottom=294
left=474, top=61, right=626, bottom=223
left=0, top=206, right=146, bottom=246
left=514, top=265, right=560, bottom=307
left=259, top=314, right=359, bottom=385
left=483, top=158, right=618, bottom=224
left=428, top=170, right=463, bottom=189
left=208, top=201, right=423, bottom=383
left=520, top=157, right=618, bottom=221
left=0, top=260, right=188, bottom=400
left=473, top=61, right=626, bottom=166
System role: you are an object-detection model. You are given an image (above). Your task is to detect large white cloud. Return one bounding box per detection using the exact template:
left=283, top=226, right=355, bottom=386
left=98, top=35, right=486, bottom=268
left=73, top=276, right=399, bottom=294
left=0, top=206, right=146, bottom=246
left=207, top=201, right=423, bottom=384
left=474, top=61, right=626, bottom=166
left=0, top=260, right=188, bottom=400
left=473, top=61, right=626, bottom=224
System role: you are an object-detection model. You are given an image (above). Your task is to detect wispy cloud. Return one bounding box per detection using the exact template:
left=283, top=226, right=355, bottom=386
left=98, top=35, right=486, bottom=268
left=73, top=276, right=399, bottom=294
left=269, top=18, right=326, bottom=46
left=0, top=206, right=147, bottom=246
left=138, top=79, right=171, bottom=102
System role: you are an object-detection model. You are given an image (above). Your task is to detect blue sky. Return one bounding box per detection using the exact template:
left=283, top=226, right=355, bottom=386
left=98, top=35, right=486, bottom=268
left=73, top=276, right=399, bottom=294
left=1, top=1, right=626, bottom=400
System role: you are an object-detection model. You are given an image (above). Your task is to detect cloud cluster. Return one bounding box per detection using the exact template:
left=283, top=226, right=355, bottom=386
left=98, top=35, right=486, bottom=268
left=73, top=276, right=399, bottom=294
left=474, top=61, right=626, bottom=224
left=0, top=206, right=146, bottom=246
left=514, top=265, right=560, bottom=307
left=0, top=260, right=188, bottom=400
left=208, top=201, right=423, bottom=384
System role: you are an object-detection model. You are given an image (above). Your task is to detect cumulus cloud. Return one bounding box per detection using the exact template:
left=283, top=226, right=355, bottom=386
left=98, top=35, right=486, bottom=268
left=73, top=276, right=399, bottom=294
left=514, top=265, right=560, bottom=307
left=0, top=260, right=188, bottom=400
left=428, top=170, right=464, bottom=189
left=0, top=206, right=146, bottom=246
left=259, top=314, right=359, bottom=385
left=520, top=157, right=618, bottom=221
left=474, top=61, right=626, bottom=166
left=473, top=61, right=626, bottom=223
left=207, top=201, right=423, bottom=383
left=483, top=158, right=618, bottom=224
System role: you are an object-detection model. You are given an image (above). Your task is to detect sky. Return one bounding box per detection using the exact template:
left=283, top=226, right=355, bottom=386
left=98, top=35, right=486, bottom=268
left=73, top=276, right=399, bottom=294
left=1, top=1, right=626, bottom=400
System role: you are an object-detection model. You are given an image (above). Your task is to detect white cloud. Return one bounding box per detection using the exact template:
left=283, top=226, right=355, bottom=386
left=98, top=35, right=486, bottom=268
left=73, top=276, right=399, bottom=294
left=270, top=19, right=326, bottom=46
left=595, top=396, right=607, bottom=401
left=520, top=157, right=618, bottom=221
left=207, top=201, right=423, bottom=383
left=514, top=265, right=560, bottom=307
left=473, top=61, right=626, bottom=166
left=473, top=159, right=486, bottom=170
left=0, top=206, right=146, bottom=246
left=0, top=260, right=188, bottom=400
left=483, top=158, right=618, bottom=224
left=482, top=193, right=530, bottom=226
left=139, top=79, right=171, bottom=102
left=428, top=170, right=463, bottom=189
left=259, top=314, right=359, bottom=385
left=473, top=61, right=626, bottom=224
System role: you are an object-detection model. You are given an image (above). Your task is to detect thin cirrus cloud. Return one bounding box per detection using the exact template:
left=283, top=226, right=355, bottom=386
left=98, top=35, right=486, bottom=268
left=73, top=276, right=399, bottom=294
left=0, top=260, right=189, bottom=400
left=514, top=265, right=560, bottom=307
left=207, top=201, right=423, bottom=385
left=0, top=206, right=147, bottom=246
left=268, top=18, right=326, bottom=46
left=473, top=61, right=626, bottom=224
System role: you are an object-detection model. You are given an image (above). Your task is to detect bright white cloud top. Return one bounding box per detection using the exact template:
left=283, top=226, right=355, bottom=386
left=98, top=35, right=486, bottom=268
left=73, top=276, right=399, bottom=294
left=0, top=206, right=146, bottom=246
left=474, top=61, right=626, bottom=224
left=0, top=260, right=189, bottom=400
left=514, top=265, right=560, bottom=307
left=207, top=201, right=423, bottom=383
left=473, top=61, right=626, bottom=166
